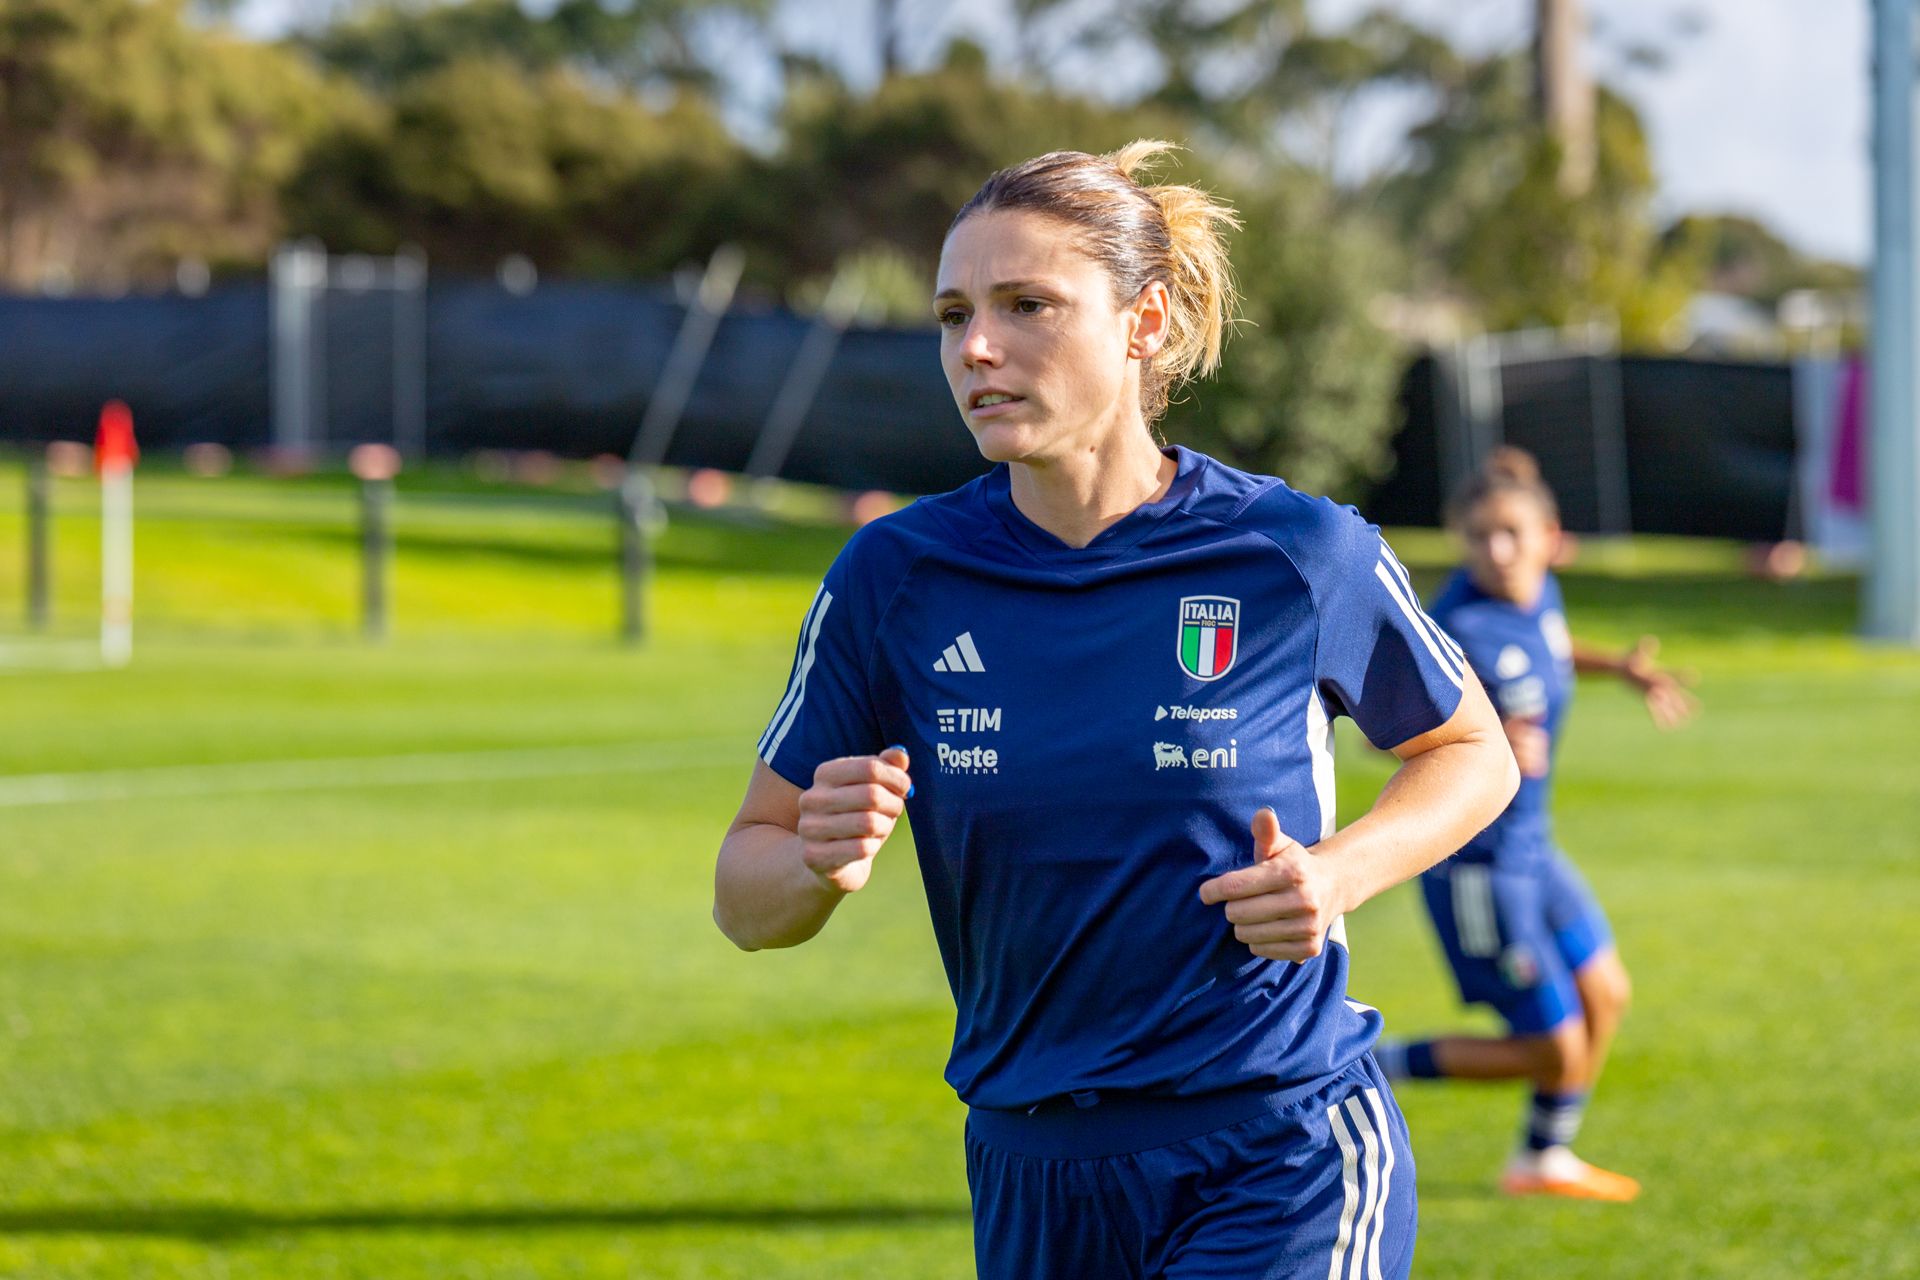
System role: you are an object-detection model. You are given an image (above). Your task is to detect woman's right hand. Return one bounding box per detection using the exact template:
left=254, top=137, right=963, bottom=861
left=1503, top=717, right=1550, bottom=779
left=797, top=747, right=912, bottom=894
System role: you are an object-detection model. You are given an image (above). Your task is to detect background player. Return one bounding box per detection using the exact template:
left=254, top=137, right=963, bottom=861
left=1377, top=447, right=1697, bottom=1202
left=713, top=142, right=1521, bottom=1278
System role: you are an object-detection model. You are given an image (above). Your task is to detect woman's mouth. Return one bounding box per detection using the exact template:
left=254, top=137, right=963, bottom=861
left=969, top=392, right=1025, bottom=418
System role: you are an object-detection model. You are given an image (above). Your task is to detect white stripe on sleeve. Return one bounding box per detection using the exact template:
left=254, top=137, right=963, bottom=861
left=758, top=585, right=829, bottom=757
left=760, top=589, right=834, bottom=765
left=1381, top=544, right=1468, bottom=668
left=1374, top=560, right=1465, bottom=689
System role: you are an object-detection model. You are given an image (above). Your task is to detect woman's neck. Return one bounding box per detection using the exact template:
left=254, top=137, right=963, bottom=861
left=1007, top=425, right=1175, bottom=549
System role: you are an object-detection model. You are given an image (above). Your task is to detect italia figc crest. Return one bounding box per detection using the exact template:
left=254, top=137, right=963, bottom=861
left=1178, top=595, right=1240, bottom=681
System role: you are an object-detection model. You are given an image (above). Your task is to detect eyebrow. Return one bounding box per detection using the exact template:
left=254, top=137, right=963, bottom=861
left=931, top=279, right=1054, bottom=305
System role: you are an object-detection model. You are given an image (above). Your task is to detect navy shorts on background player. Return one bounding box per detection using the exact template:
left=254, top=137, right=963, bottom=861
left=967, top=1057, right=1415, bottom=1280
left=1420, top=849, right=1613, bottom=1034
left=1420, top=566, right=1619, bottom=1034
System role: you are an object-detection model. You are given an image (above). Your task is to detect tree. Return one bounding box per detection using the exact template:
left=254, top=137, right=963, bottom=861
left=284, top=54, right=741, bottom=275
left=1381, top=51, right=1696, bottom=345
left=0, top=0, right=352, bottom=290
left=1661, top=213, right=1861, bottom=307
left=1163, top=172, right=1403, bottom=498
left=302, top=0, right=768, bottom=94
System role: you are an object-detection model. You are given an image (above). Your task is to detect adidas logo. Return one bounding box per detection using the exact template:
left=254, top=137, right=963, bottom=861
left=933, top=631, right=987, bottom=673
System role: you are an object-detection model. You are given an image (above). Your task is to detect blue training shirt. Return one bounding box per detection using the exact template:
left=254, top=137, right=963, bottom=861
left=758, top=446, right=1466, bottom=1111
left=1427, top=568, right=1574, bottom=869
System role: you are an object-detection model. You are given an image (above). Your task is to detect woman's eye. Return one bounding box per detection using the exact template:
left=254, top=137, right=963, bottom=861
left=938, top=309, right=968, bottom=328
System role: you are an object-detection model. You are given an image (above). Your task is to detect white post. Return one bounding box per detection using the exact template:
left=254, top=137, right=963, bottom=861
left=95, top=402, right=138, bottom=667
left=101, top=470, right=132, bottom=666
left=1868, top=0, right=1920, bottom=643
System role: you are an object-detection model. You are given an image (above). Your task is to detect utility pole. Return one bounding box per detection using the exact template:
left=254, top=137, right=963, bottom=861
left=1535, top=0, right=1596, bottom=196
left=1867, top=0, right=1920, bottom=643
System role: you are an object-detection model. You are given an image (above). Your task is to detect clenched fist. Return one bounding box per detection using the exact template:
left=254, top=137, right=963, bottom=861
left=797, top=747, right=912, bottom=894
left=1198, top=808, right=1350, bottom=963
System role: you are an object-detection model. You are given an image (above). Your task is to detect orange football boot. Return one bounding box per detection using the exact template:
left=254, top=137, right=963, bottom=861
left=1500, top=1153, right=1642, bottom=1202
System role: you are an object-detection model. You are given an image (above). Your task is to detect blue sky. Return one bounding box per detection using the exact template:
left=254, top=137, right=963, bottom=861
left=234, top=0, right=1872, bottom=264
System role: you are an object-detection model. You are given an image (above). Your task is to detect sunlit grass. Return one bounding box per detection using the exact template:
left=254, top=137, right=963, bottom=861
left=0, top=466, right=1912, bottom=1277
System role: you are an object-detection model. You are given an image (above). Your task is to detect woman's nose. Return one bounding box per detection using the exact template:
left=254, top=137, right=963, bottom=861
left=960, top=320, right=999, bottom=367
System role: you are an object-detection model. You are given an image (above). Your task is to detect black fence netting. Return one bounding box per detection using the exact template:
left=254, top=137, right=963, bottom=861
left=0, top=281, right=985, bottom=495
left=2, top=285, right=1797, bottom=537
left=1366, top=353, right=1796, bottom=541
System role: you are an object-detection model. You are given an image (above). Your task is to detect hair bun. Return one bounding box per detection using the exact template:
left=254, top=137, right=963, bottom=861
left=1104, top=139, right=1181, bottom=183
left=1482, top=446, right=1542, bottom=486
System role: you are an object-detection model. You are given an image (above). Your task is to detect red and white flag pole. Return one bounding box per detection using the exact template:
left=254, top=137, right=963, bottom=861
left=94, top=401, right=138, bottom=667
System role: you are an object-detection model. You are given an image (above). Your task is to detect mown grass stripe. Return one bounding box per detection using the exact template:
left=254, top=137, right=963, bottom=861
left=0, top=739, right=740, bottom=808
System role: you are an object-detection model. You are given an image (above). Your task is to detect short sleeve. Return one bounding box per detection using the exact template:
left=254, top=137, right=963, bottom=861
left=1311, top=515, right=1467, bottom=749
left=756, top=553, right=884, bottom=788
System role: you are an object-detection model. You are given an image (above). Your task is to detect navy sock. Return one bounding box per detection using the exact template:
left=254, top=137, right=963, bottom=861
left=1525, top=1089, right=1588, bottom=1151
left=1376, top=1039, right=1444, bottom=1081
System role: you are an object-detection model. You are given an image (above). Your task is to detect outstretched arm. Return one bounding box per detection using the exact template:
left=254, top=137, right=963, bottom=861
left=1200, top=674, right=1518, bottom=962
left=713, top=749, right=911, bottom=952
left=1573, top=635, right=1698, bottom=729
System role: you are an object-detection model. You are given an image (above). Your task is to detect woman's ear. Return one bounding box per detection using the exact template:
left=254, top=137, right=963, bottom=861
left=1128, top=281, right=1172, bottom=361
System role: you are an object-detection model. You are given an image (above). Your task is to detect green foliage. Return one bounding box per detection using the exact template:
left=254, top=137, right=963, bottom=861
left=303, top=0, right=767, bottom=93
left=1385, top=57, right=1701, bottom=347
left=1163, top=173, right=1403, bottom=498
left=284, top=56, right=741, bottom=274
left=0, top=0, right=357, bottom=287
left=1661, top=211, right=1863, bottom=306
left=742, top=50, right=1187, bottom=284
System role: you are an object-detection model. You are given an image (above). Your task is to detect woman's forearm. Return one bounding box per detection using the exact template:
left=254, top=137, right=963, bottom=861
left=1319, top=729, right=1518, bottom=913
left=713, top=822, right=848, bottom=951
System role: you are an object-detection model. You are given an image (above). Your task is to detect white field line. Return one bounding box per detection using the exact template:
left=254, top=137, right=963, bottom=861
left=0, top=738, right=742, bottom=809
left=0, top=642, right=103, bottom=673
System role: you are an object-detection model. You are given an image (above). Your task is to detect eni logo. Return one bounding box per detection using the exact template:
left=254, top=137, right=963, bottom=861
left=1154, top=740, right=1239, bottom=770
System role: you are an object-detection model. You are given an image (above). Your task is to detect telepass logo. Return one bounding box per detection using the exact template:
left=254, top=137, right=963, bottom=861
left=1177, top=596, right=1240, bottom=681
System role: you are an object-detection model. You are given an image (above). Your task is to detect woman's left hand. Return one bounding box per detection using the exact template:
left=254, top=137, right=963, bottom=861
left=1622, top=635, right=1699, bottom=730
left=1198, top=809, right=1350, bottom=962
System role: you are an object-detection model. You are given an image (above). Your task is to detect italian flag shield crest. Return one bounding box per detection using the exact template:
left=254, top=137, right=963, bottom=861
left=1178, top=595, right=1240, bottom=681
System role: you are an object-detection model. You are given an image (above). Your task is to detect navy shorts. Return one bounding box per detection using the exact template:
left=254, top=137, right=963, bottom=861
left=1419, top=849, right=1613, bottom=1035
left=965, top=1055, right=1415, bottom=1280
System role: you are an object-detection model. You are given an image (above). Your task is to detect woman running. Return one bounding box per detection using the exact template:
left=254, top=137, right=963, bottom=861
left=1378, top=447, right=1696, bottom=1203
left=714, top=142, right=1519, bottom=1279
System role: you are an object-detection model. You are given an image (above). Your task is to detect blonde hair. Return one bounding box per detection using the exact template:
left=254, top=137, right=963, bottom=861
left=950, top=140, right=1240, bottom=424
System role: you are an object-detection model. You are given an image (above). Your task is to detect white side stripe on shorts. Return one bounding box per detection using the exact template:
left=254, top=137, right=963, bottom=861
left=759, top=586, right=834, bottom=764
left=1451, top=863, right=1500, bottom=958
left=1373, top=557, right=1465, bottom=689
left=1326, top=1104, right=1364, bottom=1280
left=1345, top=1095, right=1385, bottom=1280
left=1326, top=1088, right=1393, bottom=1280
left=1357, top=1088, right=1398, bottom=1280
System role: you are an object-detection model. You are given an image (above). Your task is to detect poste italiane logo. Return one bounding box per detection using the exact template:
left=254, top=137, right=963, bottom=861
left=1177, top=596, right=1240, bottom=681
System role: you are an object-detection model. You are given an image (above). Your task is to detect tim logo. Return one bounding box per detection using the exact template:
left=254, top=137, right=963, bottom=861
left=936, top=707, right=1001, bottom=734
left=1154, top=740, right=1240, bottom=770
left=1178, top=596, right=1240, bottom=681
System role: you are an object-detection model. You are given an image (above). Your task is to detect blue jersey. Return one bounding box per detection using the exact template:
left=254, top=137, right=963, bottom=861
left=1427, top=569, right=1574, bottom=867
left=758, top=447, right=1465, bottom=1110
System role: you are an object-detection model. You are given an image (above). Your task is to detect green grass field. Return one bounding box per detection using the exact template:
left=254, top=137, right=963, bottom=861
left=0, top=465, right=1914, bottom=1278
